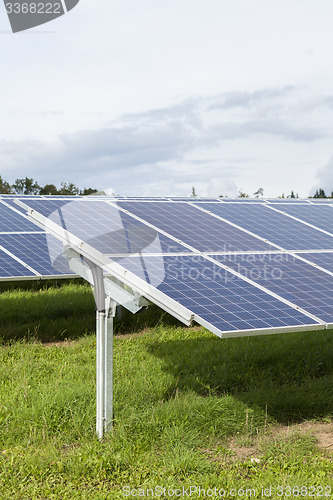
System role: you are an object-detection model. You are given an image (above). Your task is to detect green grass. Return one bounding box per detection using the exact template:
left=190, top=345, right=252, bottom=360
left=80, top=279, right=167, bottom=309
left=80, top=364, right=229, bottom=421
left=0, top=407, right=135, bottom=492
left=1, top=282, right=333, bottom=498
left=0, top=280, right=181, bottom=343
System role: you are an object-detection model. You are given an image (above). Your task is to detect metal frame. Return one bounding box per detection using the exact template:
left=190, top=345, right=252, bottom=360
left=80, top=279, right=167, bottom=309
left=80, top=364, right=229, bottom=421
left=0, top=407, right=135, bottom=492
left=0, top=274, right=76, bottom=282
left=95, top=291, right=115, bottom=438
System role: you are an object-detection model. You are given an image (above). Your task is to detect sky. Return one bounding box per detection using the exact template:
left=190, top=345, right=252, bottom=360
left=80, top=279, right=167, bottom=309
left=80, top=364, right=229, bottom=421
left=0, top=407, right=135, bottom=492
left=1, top=0, right=333, bottom=198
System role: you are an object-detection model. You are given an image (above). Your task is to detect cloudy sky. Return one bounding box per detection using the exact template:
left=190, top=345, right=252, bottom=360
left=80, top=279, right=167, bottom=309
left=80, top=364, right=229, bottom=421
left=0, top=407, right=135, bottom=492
left=1, top=0, right=333, bottom=197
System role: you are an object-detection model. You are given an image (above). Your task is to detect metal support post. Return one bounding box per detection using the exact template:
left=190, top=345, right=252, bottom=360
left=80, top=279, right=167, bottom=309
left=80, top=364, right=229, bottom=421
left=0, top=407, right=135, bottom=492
left=104, top=303, right=114, bottom=434
left=96, top=297, right=115, bottom=439
left=96, top=309, right=104, bottom=439
left=81, top=257, right=116, bottom=440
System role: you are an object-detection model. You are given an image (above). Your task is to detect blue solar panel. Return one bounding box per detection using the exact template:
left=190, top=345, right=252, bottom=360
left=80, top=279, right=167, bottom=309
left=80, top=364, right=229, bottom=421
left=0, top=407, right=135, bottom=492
left=23, top=199, right=193, bottom=255
left=0, top=233, right=72, bottom=276
left=296, top=252, right=333, bottom=274
left=308, top=199, right=333, bottom=203
left=168, top=198, right=221, bottom=202
left=274, top=204, right=333, bottom=234
left=200, top=203, right=333, bottom=250
left=117, top=201, right=276, bottom=252
left=0, top=200, right=75, bottom=279
left=211, top=253, right=333, bottom=323
left=114, top=255, right=318, bottom=332
left=220, top=199, right=265, bottom=203
left=266, top=199, right=309, bottom=203
left=10, top=198, right=70, bottom=218
left=0, top=249, right=36, bottom=278
left=14, top=196, right=333, bottom=336
left=1, top=199, right=31, bottom=215
left=0, top=202, right=42, bottom=232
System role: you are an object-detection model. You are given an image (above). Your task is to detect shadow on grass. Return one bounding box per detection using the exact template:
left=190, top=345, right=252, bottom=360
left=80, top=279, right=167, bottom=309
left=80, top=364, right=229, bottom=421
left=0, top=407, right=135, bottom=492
left=147, top=329, right=333, bottom=424
left=0, top=279, right=182, bottom=342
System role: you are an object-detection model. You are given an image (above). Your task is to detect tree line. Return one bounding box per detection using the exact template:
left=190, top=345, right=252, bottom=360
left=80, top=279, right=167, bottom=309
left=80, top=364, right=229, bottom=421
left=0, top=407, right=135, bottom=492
left=0, top=176, right=99, bottom=196
left=1, top=176, right=331, bottom=198
left=193, top=186, right=333, bottom=199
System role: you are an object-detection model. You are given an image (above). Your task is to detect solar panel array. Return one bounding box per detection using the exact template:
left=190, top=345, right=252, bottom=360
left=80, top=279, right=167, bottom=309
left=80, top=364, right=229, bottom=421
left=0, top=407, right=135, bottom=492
left=10, top=195, right=333, bottom=337
left=0, top=196, right=74, bottom=280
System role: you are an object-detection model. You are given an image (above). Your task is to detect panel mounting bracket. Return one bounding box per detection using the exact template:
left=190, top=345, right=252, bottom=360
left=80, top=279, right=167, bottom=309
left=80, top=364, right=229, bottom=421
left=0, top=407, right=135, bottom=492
left=62, top=246, right=149, bottom=314
left=62, top=245, right=150, bottom=439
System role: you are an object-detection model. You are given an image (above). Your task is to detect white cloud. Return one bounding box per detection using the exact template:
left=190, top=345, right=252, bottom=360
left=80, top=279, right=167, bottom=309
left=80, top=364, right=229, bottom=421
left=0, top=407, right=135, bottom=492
left=312, top=155, right=333, bottom=196
left=1, top=86, right=333, bottom=197
left=2, top=1, right=333, bottom=196
left=207, top=178, right=238, bottom=198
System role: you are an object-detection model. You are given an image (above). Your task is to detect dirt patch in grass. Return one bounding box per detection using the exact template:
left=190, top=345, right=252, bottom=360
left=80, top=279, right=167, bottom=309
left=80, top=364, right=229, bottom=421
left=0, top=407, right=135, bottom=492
left=219, top=421, right=333, bottom=463
left=274, top=421, right=333, bottom=450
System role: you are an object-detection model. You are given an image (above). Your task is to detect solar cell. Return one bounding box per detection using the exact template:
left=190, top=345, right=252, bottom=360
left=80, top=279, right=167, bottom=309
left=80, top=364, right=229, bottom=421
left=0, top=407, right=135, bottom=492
left=0, top=233, right=71, bottom=275
left=0, top=199, right=75, bottom=280
left=107, top=254, right=320, bottom=334
left=272, top=204, right=333, bottom=234
left=0, top=248, right=36, bottom=279
left=211, top=253, right=333, bottom=323
left=0, top=202, right=42, bottom=232
left=198, top=203, right=333, bottom=250
left=116, top=201, right=276, bottom=252
left=296, top=252, right=333, bottom=274
left=23, top=199, right=194, bottom=255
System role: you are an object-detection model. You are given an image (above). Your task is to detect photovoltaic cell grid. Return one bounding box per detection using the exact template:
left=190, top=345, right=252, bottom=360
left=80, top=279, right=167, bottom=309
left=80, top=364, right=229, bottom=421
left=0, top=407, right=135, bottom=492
left=0, top=199, right=74, bottom=280
left=297, top=252, right=333, bottom=274
left=273, top=204, right=333, bottom=234
left=14, top=196, right=333, bottom=336
left=210, top=254, right=333, bottom=324
left=199, top=203, right=333, bottom=250
left=117, top=255, right=315, bottom=333
left=0, top=249, right=36, bottom=278
left=0, top=203, right=41, bottom=232
left=18, top=199, right=195, bottom=255
left=116, top=201, right=277, bottom=253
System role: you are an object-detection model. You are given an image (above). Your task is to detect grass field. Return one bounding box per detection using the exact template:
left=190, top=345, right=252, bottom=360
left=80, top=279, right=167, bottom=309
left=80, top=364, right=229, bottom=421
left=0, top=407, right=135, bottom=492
left=0, top=281, right=333, bottom=499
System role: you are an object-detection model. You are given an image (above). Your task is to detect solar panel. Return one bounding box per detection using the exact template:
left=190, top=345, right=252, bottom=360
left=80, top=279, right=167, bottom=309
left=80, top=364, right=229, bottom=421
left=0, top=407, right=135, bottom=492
left=308, top=199, right=333, bottom=203
left=0, top=202, right=42, bottom=232
left=0, top=248, right=36, bottom=278
left=116, top=201, right=276, bottom=253
left=19, top=199, right=195, bottom=256
left=266, top=199, right=311, bottom=204
left=220, top=198, right=266, bottom=202
left=210, top=253, right=333, bottom=325
left=0, top=198, right=74, bottom=280
left=14, top=196, right=332, bottom=337
left=0, top=233, right=70, bottom=276
left=198, top=203, right=333, bottom=250
left=295, top=252, right=333, bottom=274
left=272, top=204, right=333, bottom=234
left=116, top=254, right=320, bottom=334
left=167, top=197, right=222, bottom=202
